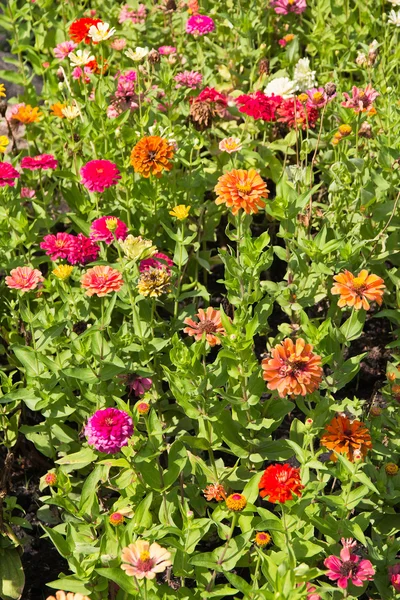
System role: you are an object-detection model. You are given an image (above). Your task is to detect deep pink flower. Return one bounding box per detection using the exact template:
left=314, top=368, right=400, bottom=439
left=85, top=407, right=133, bottom=454
left=5, top=266, right=44, bottom=292
left=115, top=70, right=137, bottom=100
left=90, top=216, right=128, bottom=244
left=186, top=14, right=215, bottom=35
left=67, top=233, right=100, bottom=265
left=40, top=232, right=75, bottom=260
left=174, top=70, right=203, bottom=89
left=159, top=46, right=176, bottom=55
left=139, top=252, right=173, bottom=274
left=305, top=583, right=321, bottom=600
left=197, top=87, right=228, bottom=105
left=341, top=84, right=379, bottom=113
left=21, top=187, right=36, bottom=199
left=324, top=545, right=375, bottom=589
left=53, top=41, right=78, bottom=59
left=389, top=565, right=400, bottom=591
left=72, top=66, right=92, bottom=83
left=305, top=87, right=331, bottom=109
left=21, top=154, right=58, bottom=171
left=270, top=0, right=307, bottom=15
left=0, top=162, right=20, bottom=187
left=80, top=159, right=121, bottom=193
left=236, top=91, right=282, bottom=121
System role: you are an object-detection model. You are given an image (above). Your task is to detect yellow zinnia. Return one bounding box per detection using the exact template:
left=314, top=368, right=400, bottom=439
left=53, top=265, right=74, bottom=280
left=0, top=136, right=9, bottom=153
left=0, top=83, right=6, bottom=98
left=169, top=205, right=191, bottom=220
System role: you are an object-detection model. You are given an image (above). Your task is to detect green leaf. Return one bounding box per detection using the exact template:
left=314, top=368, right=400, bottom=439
left=224, top=572, right=253, bottom=596
left=95, top=568, right=138, bottom=594
left=56, top=448, right=98, bottom=472
left=0, top=547, right=25, bottom=600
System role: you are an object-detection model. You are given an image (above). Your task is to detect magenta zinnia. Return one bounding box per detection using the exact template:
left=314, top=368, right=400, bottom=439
left=67, top=233, right=100, bottom=265
left=270, top=0, right=307, bottom=14
left=324, top=542, right=375, bottom=589
left=21, top=154, right=58, bottom=171
left=0, top=162, right=20, bottom=187
left=85, top=407, right=133, bottom=454
left=186, top=14, right=215, bottom=35
left=89, top=216, right=128, bottom=244
left=80, top=159, right=121, bottom=193
left=40, top=233, right=75, bottom=260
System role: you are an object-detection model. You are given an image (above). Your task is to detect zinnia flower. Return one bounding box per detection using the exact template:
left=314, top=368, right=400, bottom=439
left=293, top=57, right=317, bottom=91
left=264, top=77, right=295, bottom=99
left=183, top=307, right=226, bottom=346
left=159, top=45, right=176, bottom=55
left=320, top=415, right=372, bottom=462
left=226, top=493, right=247, bottom=511
left=185, top=14, right=215, bottom=35
left=389, top=9, right=400, bottom=25
left=130, top=136, right=174, bottom=178
left=169, top=205, right=191, bottom=220
left=125, top=47, right=149, bottom=61
left=331, top=270, right=385, bottom=310
left=0, top=162, right=20, bottom=187
left=261, top=338, right=323, bottom=398
left=81, top=265, right=123, bottom=297
left=324, top=543, right=375, bottom=589
left=120, top=235, right=156, bottom=262
left=174, top=70, right=203, bottom=89
left=40, top=232, right=75, bottom=260
left=341, top=84, right=379, bottom=113
left=254, top=532, right=271, bottom=547
left=11, top=104, right=42, bottom=123
left=270, top=0, right=307, bottom=14
left=109, top=512, right=124, bottom=526
left=21, top=187, right=35, bottom=198
left=67, top=233, right=100, bottom=265
left=137, top=267, right=171, bottom=297
left=214, top=168, right=269, bottom=215
left=219, top=137, right=243, bottom=153
left=121, top=540, right=172, bottom=580
left=46, top=593, right=91, bottom=600
left=305, top=87, right=330, bottom=108
left=110, top=38, right=127, bottom=51
left=119, top=4, right=147, bottom=24
left=69, top=17, right=102, bottom=44
left=53, top=41, right=78, bottom=59
left=276, top=98, right=319, bottom=129
left=236, top=91, right=282, bottom=121
left=139, top=252, right=173, bottom=274
left=90, top=216, right=128, bottom=244
left=88, top=22, right=116, bottom=42
left=69, top=49, right=95, bottom=67
left=5, top=266, right=44, bottom=292
left=259, top=463, right=304, bottom=503
left=21, top=154, right=58, bottom=171
left=50, top=103, right=67, bottom=118
left=203, top=483, right=227, bottom=502
left=80, top=159, right=121, bottom=193
left=85, top=407, right=133, bottom=453
left=389, top=565, right=400, bottom=591
left=137, top=402, right=150, bottom=415
left=53, top=265, right=74, bottom=280
left=0, top=135, right=9, bottom=153
left=62, top=105, right=81, bottom=120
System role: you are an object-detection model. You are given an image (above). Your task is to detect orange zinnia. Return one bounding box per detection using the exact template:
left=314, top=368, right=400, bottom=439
left=320, top=415, right=372, bottom=462
left=50, top=102, right=67, bottom=118
left=203, top=483, right=227, bottom=502
left=81, top=265, right=123, bottom=297
left=261, top=338, right=323, bottom=398
left=183, top=307, right=226, bottom=346
left=214, top=168, right=269, bottom=215
left=130, top=136, right=174, bottom=178
left=11, top=104, right=42, bottom=124
left=331, top=269, right=385, bottom=311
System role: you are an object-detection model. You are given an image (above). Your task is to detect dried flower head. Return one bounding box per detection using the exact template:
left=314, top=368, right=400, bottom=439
left=203, top=483, right=227, bottom=502
left=385, top=463, right=399, bottom=476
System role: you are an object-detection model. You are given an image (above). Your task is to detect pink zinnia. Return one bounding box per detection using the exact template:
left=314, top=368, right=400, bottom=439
left=40, top=232, right=75, bottom=260
left=118, top=3, right=146, bottom=24
left=110, top=38, right=127, bottom=51
left=67, top=233, right=100, bottom=265
left=174, top=70, right=203, bottom=89
left=5, top=266, right=44, bottom=292
left=115, top=70, right=137, bottom=100
left=270, top=0, right=307, bottom=15
left=53, top=41, right=78, bottom=59
left=21, top=154, right=58, bottom=171
left=80, top=159, right=121, bottom=193
left=341, top=84, right=379, bottom=113
left=90, top=216, right=128, bottom=244
left=305, top=87, right=331, bottom=109
left=0, top=162, right=20, bottom=187
left=130, top=376, right=152, bottom=397
left=236, top=91, right=282, bottom=121
left=159, top=46, right=177, bottom=55
left=324, top=543, right=375, bottom=589
left=21, top=187, right=36, bottom=199
left=186, top=14, right=215, bottom=35
left=85, top=407, right=133, bottom=454
left=389, top=565, right=400, bottom=591
left=139, top=252, right=173, bottom=274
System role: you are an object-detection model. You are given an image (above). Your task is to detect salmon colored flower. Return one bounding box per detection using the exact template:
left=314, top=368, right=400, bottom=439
left=261, top=338, right=323, bottom=398
left=226, top=493, right=247, bottom=511
left=255, top=532, right=271, bottom=547
left=50, top=103, right=67, bottom=118
left=5, top=266, right=44, bottom=292
left=81, top=265, right=123, bottom=297
left=130, top=136, right=174, bottom=178
left=219, top=137, right=243, bottom=153
left=203, top=483, right=227, bottom=502
left=121, top=540, right=172, bottom=580
left=214, top=169, right=269, bottom=215
left=320, top=415, right=372, bottom=462
left=259, top=463, right=304, bottom=503
left=331, top=270, right=385, bottom=310
left=69, top=17, right=102, bottom=44
left=46, top=593, right=91, bottom=600
left=341, top=84, right=379, bottom=113
left=11, top=104, right=42, bottom=124
left=183, top=307, right=226, bottom=346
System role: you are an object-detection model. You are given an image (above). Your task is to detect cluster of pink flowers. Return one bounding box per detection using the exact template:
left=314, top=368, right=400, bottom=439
left=174, top=70, right=203, bottom=89
left=53, top=41, right=77, bottom=59
left=118, top=3, right=146, bottom=24
left=5, top=267, right=44, bottom=292
left=80, top=159, right=121, bottom=193
left=21, top=154, right=58, bottom=171
left=140, top=252, right=174, bottom=274
left=236, top=91, right=283, bottom=121
left=270, top=0, right=307, bottom=15
left=85, top=407, right=133, bottom=454
left=108, top=70, right=140, bottom=118
left=186, top=14, right=215, bottom=35
left=89, top=216, right=128, bottom=244
left=341, top=84, right=379, bottom=113
left=40, top=232, right=100, bottom=265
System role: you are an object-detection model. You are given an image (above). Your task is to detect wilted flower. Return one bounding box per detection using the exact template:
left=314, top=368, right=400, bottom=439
left=226, top=493, right=247, bottom=511
left=385, top=463, right=399, bottom=476
left=169, top=204, right=191, bottom=220
left=53, top=265, right=74, bottom=280
left=120, top=235, right=156, bottom=262
left=264, top=76, right=295, bottom=99
left=21, top=154, right=58, bottom=171
left=183, top=307, right=226, bottom=346
left=320, top=415, right=372, bottom=462
left=186, top=14, right=215, bottom=35
left=137, top=267, right=171, bottom=297
left=259, top=463, right=304, bottom=503
left=85, top=407, right=133, bottom=453
left=80, top=159, right=121, bottom=193
left=5, top=267, right=44, bottom=292
left=203, top=483, right=227, bottom=502
left=0, top=162, right=20, bottom=187
left=331, top=269, right=385, bottom=310
left=90, top=216, right=128, bottom=244
left=81, top=265, right=123, bottom=297
left=121, top=540, right=172, bottom=580
left=215, top=168, right=269, bottom=215
left=130, top=136, right=174, bottom=178
left=88, top=22, right=116, bottom=42
left=341, top=84, right=379, bottom=113
left=324, top=541, right=375, bottom=589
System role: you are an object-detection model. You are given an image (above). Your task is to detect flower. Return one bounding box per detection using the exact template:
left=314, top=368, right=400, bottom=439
left=137, top=267, right=171, bottom=297
left=137, top=402, right=150, bottom=415
left=0, top=83, right=5, bottom=97
left=385, top=463, right=399, bottom=476
left=53, top=265, right=74, bottom=280
left=11, top=104, right=42, bottom=123
left=303, top=583, right=321, bottom=600
left=67, top=234, right=100, bottom=265
left=341, top=84, right=379, bottom=113
left=21, top=188, right=35, bottom=198
left=90, top=216, right=128, bottom=244
left=109, top=512, right=125, bottom=526
left=53, top=41, right=78, bottom=59
left=389, top=565, right=400, bottom=591
left=186, top=14, right=215, bottom=35
left=69, top=49, right=95, bottom=67
left=40, top=233, right=75, bottom=260
left=50, top=103, right=67, bottom=118
left=139, top=252, right=173, bottom=274
left=125, top=47, right=149, bottom=61
left=85, top=407, right=133, bottom=454
left=129, top=376, right=152, bottom=397
left=5, top=267, right=44, bottom=292
left=388, top=9, right=400, bottom=25
left=169, top=205, right=191, bottom=220
left=203, top=483, right=227, bottom=502
left=331, top=270, right=385, bottom=310
left=305, top=87, right=329, bottom=108
left=320, top=415, right=372, bottom=462
left=159, top=45, right=177, bottom=55
left=264, top=76, right=295, bottom=99
left=174, top=70, right=203, bottom=89
left=0, top=162, right=19, bottom=187
left=69, top=17, right=102, bottom=44
left=236, top=91, right=282, bottom=121
left=80, top=159, right=121, bottom=193
left=338, top=124, right=352, bottom=136
left=259, top=463, right=304, bottom=503
left=88, top=22, right=116, bottom=42
left=110, top=38, right=127, bottom=51
left=183, top=307, right=226, bottom=346
left=226, top=493, right=247, bottom=511
left=214, top=169, right=269, bottom=215
left=218, top=137, right=243, bottom=155
left=255, top=532, right=271, bottom=547
left=21, top=154, right=58, bottom=171
left=0, top=135, right=9, bottom=153
left=130, top=136, right=174, bottom=178
left=121, top=540, right=172, bottom=580
left=44, top=472, right=57, bottom=486
left=120, top=236, right=155, bottom=262
left=61, top=105, right=81, bottom=120
left=293, top=57, right=317, bottom=91
left=46, top=593, right=91, bottom=600
left=270, top=0, right=307, bottom=14
left=324, top=544, right=375, bottom=589
left=277, top=97, right=319, bottom=129
left=119, top=4, right=147, bottom=24
left=81, top=265, right=123, bottom=297
left=261, top=338, right=323, bottom=398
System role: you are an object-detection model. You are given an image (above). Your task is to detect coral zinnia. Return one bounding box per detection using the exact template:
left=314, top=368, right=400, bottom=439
left=40, top=232, right=75, bottom=260
left=5, top=266, right=44, bottom=292
left=69, top=17, right=102, bottom=44
left=214, top=169, right=269, bottom=215
left=320, top=415, right=372, bottom=462
left=81, top=265, right=123, bottom=297
left=80, top=159, right=121, bottom=193
left=203, top=483, right=227, bottom=502
left=331, top=270, right=385, bottom=311
left=259, top=463, right=304, bottom=503
left=85, top=407, right=133, bottom=453
left=121, top=540, right=172, bottom=580
left=0, top=162, right=20, bottom=187
left=89, top=216, right=128, bottom=244
left=21, top=154, right=58, bottom=171
left=130, top=136, right=174, bottom=178
left=46, top=593, right=91, bottom=600
left=261, top=338, right=323, bottom=398
left=183, top=307, right=226, bottom=346
left=324, top=544, right=375, bottom=589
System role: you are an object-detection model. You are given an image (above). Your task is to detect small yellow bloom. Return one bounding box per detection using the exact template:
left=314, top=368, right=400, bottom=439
left=297, top=93, right=308, bottom=103
left=0, top=83, right=6, bottom=98
left=53, top=265, right=74, bottom=280
left=338, top=124, right=352, bottom=136
left=225, top=493, right=247, bottom=512
left=105, top=217, right=118, bottom=232
left=61, top=105, right=80, bottom=120
left=0, top=136, right=9, bottom=153
left=385, top=463, right=399, bottom=476
left=169, top=205, right=191, bottom=220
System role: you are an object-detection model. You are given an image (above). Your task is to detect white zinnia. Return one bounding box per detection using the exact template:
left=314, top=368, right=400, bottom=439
left=125, top=47, right=149, bottom=61
left=88, top=22, right=116, bottom=42
left=61, top=105, right=80, bottom=120
left=388, top=0, right=400, bottom=6
left=293, top=57, right=317, bottom=91
left=388, top=9, right=400, bottom=24
left=69, top=49, right=95, bottom=67
left=264, top=76, right=295, bottom=99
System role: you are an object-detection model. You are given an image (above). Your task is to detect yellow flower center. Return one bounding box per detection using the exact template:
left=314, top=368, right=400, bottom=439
left=237, top=182, right=252, bottom=194
left=139, top=551, right=151, bottom=562
left=105, top=217, right=118, bottom=232
left=313, top=92, right=323, bottom=101
left=351, top=276, right=366, bottom=290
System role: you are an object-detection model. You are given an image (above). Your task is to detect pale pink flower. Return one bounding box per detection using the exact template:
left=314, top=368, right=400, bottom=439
left=121, top=540, right=172, bottom=580
left=341, top=84, right=379, bottom=113
left=219, top=137, right=242, bottom=154
left=118, top=4, right=146, bottom=24
left=5, top=266, right=44, bottom=292
left=159, top=45, right=177, bottom=55
left=21, top=187, right=36, bottom=199
left=270, top=0, right=307, bottom=14
left=53, top=41, right=78, bottom=59
left=174, top=70, right=203, bottom=89
left=85, top=407, right=133, bottom=454
left=110, top=38, right=127, bottom=51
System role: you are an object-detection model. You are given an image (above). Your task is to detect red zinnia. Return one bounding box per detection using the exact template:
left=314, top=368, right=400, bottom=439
left=277, top=98, right=319, bottom=129
left=236, top=91, right=282, bottom=121
left=259, top=463, right=304, bottom=503
left=69, top=17, right=102, bottom=44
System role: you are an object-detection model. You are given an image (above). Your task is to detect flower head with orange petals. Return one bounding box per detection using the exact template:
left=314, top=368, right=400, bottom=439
left=214, top=169, right=269, bottom=215
left=226, top=493, right=247, bottom=511
left=81, top=265, right=123, bottom=297
left=50, top=103, right=67, bottom=118
left=183, top=307, right=226, bottom=346
left=130, top=136, right=174, bottom=178
left=259, top=463, right=303, bottom=503
left=203, top=483, right=227, bottom=502
left=331, top=269, right=385, bottom=311
left=11, top=104, right=42, bottom=124
left=261, top=338, right=323, bottom=398
left=320, top=415, right=372, bottom=462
